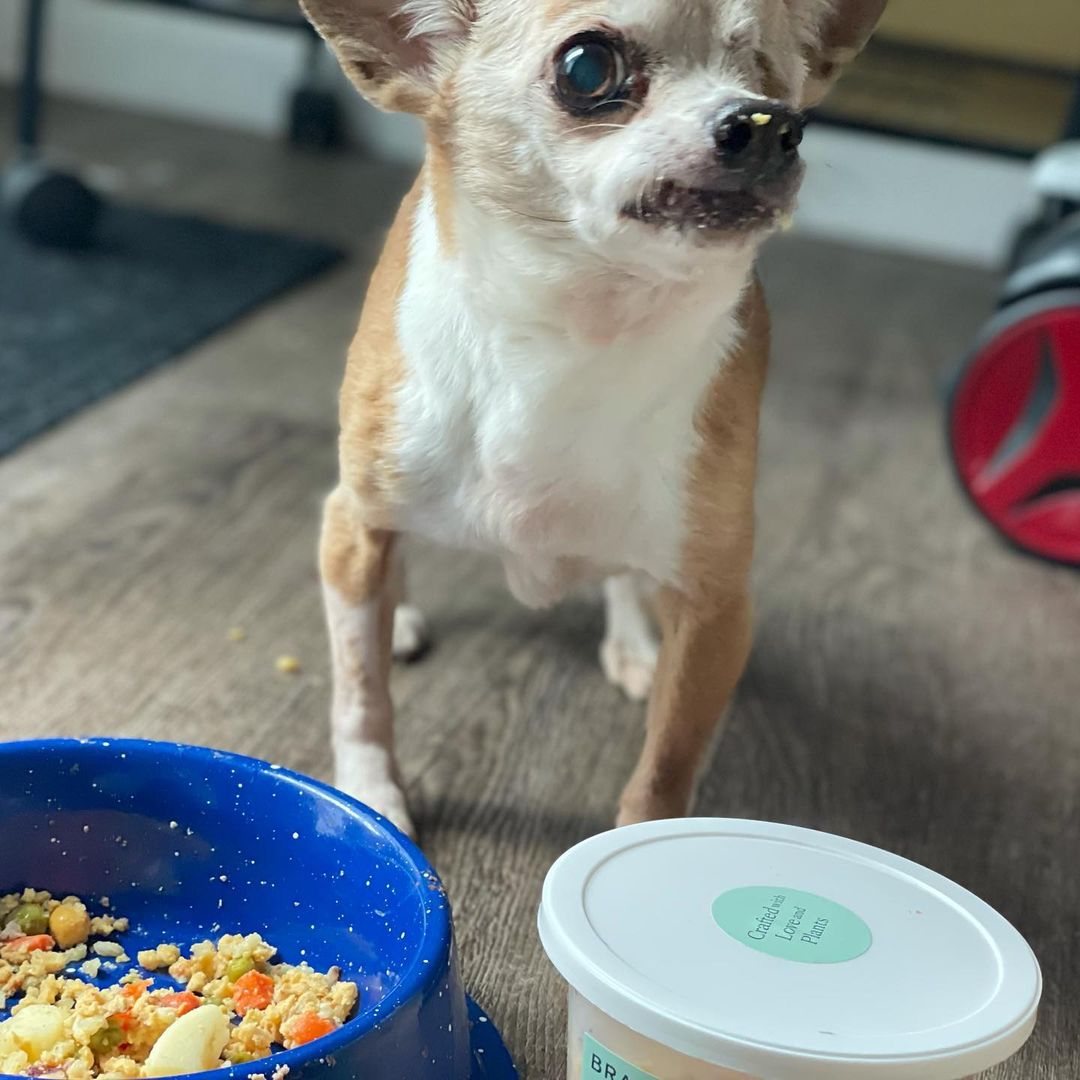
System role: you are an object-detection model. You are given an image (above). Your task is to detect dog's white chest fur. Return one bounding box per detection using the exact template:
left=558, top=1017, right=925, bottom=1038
left=390, top=191, right=744, bottom=606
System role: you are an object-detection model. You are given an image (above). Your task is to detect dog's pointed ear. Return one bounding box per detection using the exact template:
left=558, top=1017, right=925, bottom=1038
left=301, top=0, right=473, bottom=114
left=801, top=0, right=887, bottom=107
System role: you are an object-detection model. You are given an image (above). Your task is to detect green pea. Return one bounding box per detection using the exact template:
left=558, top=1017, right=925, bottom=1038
left=226, top=955, right=255, bottom=982
left=228, top=1051, right=254, bottom=1064
left=11, top=903, right=48, bottom=936
left=89, top=1022, right=124, bottom=1057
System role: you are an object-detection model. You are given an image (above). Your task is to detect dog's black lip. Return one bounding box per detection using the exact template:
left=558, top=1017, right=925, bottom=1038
left=623, top=177, right=795, bottom=232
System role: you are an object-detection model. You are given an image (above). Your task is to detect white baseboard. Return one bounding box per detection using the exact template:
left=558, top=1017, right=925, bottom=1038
left=0, top=1, right=1034, bottom=267
left=796, top=126, right=1035, bottom=267
left=0, top=0, right=307, bottom=135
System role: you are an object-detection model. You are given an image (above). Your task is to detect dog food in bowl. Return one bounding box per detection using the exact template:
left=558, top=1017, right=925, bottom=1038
left=0, top=889, right=357, bottom=1078
left=0, top=738, right=518, bottom=1080
left=539, top=819, right=1042, bottom=1079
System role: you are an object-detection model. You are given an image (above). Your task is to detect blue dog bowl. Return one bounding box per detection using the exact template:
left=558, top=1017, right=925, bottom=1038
left=0, top=739, right=516, bottom=1080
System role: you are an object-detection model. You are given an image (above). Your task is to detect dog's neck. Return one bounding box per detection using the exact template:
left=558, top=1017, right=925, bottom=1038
left=425, top=159, right=758, bottom=350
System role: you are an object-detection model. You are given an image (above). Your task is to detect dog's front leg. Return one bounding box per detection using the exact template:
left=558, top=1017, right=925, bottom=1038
left=319, top=486, right=414, bottom=837
left=617, top=586, right=752, bottom=826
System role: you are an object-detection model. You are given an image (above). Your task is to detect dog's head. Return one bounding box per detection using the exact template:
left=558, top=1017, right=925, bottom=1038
left=303, top=0, right=884, bottom=269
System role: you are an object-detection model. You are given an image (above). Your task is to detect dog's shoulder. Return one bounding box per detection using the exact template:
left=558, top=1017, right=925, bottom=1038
left=678, top=278, right=770, bottom=595
left=697, top=276, right=770, bottom=446
left=336, top=172, right=425, bottom=515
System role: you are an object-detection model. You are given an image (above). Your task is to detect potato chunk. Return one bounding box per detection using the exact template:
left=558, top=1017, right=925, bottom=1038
left=0, top=1003, right=66, bottom=1062
left=144, top=1005, right=230, bottom=1076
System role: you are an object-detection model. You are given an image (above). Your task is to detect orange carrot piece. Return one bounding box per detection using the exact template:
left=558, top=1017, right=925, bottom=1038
left=112, top=1010, right=137, bottom=1032
left=158, top=991, right=201, bottom=1017
left=122, top=979, right=151, bottom=1001
left=5, top=934, right=54, bottom=953
left=285, top=1012, right=337, bottom=1047
left=232, top=970, right=274, bottom=1015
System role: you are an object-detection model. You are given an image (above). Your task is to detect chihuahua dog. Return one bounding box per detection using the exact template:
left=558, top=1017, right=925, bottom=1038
left=302, top=0, right=886, bottom=837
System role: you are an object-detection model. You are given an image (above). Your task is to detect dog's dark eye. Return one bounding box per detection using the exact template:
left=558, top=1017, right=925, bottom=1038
left=554, top=34, right=628, bottom=113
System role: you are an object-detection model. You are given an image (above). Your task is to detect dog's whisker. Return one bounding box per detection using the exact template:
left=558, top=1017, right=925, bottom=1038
left=578, top=97, right=642, bottom=116
left=565, top=122, right=630, bottom=136
left=487, top=198, right=575, bottom=227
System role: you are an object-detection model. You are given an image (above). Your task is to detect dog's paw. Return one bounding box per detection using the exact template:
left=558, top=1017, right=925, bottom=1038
left=616, top=789, right=687, bottom=828
left=600, top=635, right=658, bottom=701
left=615, top=802, right=652, bottom=828
left=334, top=750, right=416, bottom=839
left=342, top=777, right=416, bottom=839
left=372, top=788, right=417, bottom=841
left=392, top=604, right=430, bottom=662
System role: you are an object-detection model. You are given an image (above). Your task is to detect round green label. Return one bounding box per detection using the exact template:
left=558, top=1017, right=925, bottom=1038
left=712, top=885, right=872, bottom=964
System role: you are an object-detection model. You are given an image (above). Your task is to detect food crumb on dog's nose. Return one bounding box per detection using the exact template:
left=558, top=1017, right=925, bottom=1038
left=275, top=655, right=302, bottom=675
left=750, top=112, right=772, bottom=125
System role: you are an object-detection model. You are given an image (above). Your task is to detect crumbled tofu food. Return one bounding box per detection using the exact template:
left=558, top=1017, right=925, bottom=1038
left=89, top=915, right=129, bottom=937
left=0, top=890, right=358, bottom=1078
left=274, top=655, right=302, bottom=675
left=79, top=959, right=101, bottom=980
left=135, top=946, right=180, bottom=972
left=749, top=111, right=772, bottom=125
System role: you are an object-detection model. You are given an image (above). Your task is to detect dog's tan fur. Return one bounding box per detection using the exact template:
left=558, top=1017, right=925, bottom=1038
left=618, top=278, right=766, bottom=822
left=331, top=178, right=419, bottom=521
left=304, top=0, right=885, bottom=836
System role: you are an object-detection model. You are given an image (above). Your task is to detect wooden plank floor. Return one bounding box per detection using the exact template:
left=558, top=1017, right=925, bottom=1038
left=2, top=96, right=1078, bottom=1078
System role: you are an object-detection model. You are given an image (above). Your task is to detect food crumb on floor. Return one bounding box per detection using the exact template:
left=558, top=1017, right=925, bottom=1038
left=275, top=656, right=301, bottom=675
left=228, top=627, right=247, bottom=642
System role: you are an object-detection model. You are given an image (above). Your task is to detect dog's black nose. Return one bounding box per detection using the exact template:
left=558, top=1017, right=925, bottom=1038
left=714, top=99, right=804, bottom=183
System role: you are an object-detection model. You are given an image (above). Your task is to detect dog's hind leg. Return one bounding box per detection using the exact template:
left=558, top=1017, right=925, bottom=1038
left=320, top=486, right=414, bottom=837
left=601, top=573, right=660, bottom=702
left=391, top=555, right=430, bottom=662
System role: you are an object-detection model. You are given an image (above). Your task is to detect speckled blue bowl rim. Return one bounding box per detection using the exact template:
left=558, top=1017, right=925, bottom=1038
left=0, top=738, right=518, bottom=1080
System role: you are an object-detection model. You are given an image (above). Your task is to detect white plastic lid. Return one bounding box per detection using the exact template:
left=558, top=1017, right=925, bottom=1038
left=538, top=819, right=1041, bottom=1079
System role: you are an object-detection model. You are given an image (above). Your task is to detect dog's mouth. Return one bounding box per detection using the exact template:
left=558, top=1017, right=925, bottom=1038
left=622, top=175, right=800, bottom=235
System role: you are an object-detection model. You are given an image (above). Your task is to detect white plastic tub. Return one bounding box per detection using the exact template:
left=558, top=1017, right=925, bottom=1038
left=539, top=820, right=1041, bottom=1080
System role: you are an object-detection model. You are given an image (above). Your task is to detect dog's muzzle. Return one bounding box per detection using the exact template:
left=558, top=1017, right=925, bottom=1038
left=624, top=98, right=806, bottom=234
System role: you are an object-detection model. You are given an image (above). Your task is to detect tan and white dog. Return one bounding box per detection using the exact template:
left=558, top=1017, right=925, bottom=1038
left=302, top=0, right=886, bottom=837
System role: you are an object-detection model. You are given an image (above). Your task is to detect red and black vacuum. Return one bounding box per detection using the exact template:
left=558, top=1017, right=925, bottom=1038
left=949, top=96, right=1080, bottom=567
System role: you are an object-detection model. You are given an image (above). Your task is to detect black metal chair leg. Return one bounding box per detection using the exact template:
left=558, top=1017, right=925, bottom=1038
left=18, top=0, right=48, bottom=152
left=2, top=0, right=104, bottom=247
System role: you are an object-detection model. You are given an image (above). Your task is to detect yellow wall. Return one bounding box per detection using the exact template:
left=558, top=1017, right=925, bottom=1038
left=880, top=0, right=1080, bottom=69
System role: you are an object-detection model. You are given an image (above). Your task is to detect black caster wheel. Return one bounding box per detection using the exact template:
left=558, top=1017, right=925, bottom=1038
left=948, top=288, right=1080, bottom=567
left=288, top=87, right=345, bottom=151
left=1, top=157, right=102, bottom=248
